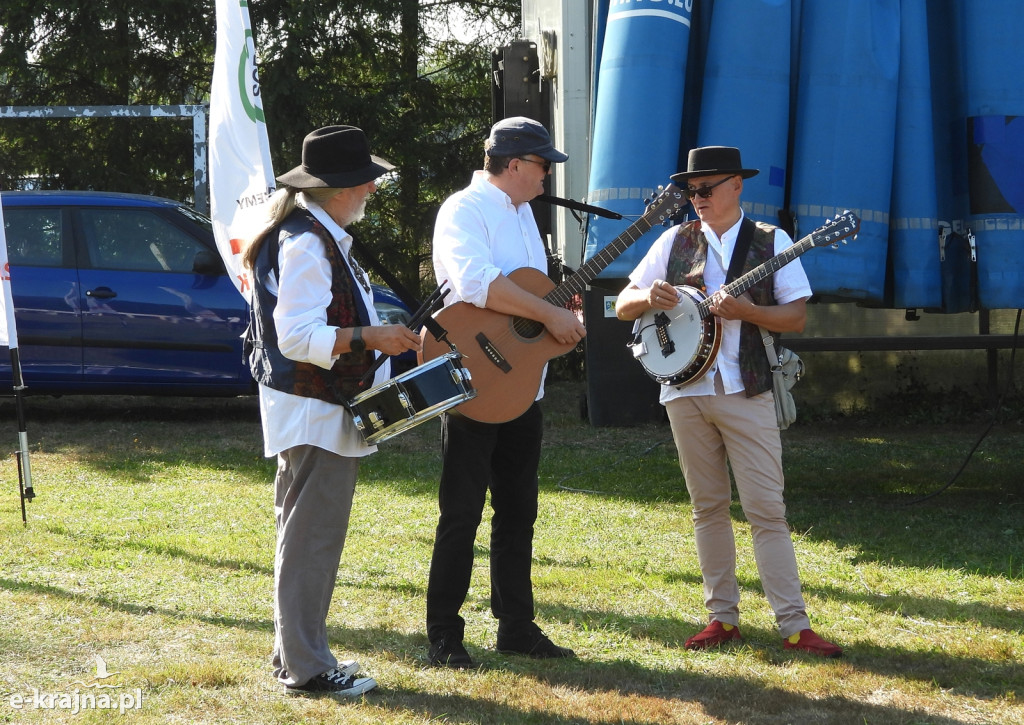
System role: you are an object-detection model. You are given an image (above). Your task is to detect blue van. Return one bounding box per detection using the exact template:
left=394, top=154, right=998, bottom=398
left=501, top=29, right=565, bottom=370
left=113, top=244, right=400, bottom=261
left=0, top=191, right=412, bottom=395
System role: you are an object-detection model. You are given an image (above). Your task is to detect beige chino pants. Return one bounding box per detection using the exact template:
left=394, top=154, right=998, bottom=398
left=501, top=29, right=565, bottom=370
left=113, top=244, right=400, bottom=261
left=665, top=376, right=811, bottom=638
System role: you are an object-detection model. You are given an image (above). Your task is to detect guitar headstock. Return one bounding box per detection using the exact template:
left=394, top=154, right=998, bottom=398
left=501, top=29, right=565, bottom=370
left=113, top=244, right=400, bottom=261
left=643, top=183, right=686, bottom=225
left=809, top=210, right=861, bottom=248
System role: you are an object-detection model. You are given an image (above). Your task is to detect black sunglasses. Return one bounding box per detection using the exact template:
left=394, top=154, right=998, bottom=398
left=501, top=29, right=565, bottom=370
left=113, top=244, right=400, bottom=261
left=517, top=157, right=552, bottom=173
left=686, top=175, right=735, bottom=199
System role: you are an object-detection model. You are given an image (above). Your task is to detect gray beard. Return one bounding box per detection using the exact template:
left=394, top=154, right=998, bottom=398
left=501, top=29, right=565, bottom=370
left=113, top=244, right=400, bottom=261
left=341, top=199, right=367, bottom=227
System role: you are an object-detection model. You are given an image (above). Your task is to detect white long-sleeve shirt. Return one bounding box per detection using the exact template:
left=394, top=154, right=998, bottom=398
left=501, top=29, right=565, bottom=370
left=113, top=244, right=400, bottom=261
left=432, top=170, right=550, bottom=400
left=258, top=196, right=389, bottom=458
left=629, top=213, right=811, bottom=405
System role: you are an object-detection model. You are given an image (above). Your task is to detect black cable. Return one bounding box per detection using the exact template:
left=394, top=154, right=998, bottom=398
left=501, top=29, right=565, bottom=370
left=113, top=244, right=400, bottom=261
left=902, top=308, right=1022, bottom=506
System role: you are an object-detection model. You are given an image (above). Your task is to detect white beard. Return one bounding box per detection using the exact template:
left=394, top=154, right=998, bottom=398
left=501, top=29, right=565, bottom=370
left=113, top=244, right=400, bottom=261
left=340, top=198, right=367, bottom=227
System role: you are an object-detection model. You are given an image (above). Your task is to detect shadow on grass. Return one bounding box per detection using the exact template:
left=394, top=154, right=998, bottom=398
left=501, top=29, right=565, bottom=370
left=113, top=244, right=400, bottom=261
left=351, top=625, right=979, bottom=725
left=0, top=574, right=1001, bottom=724
left=0, top=393, right=261, bottom=424
left=534, top=598, right=1022, bottom=703
left=0, top=575, right=273, bottom=634
left=41, top=521, right=274, bottom=576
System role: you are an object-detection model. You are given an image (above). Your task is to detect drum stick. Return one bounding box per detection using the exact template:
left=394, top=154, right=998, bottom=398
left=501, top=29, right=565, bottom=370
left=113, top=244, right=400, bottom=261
left=406, top=283, right=450, bottom=332
left=357, top=283, right=451, bottom=388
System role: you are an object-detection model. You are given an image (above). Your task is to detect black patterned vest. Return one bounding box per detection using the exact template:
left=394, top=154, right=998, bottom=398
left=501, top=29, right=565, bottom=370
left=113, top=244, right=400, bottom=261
left=665, top=218, right=778, bottom=396
left=244, top=209, right=374, bottom=405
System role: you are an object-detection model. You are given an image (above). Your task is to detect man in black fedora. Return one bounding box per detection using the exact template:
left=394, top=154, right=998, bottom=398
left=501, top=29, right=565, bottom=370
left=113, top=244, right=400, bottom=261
left=616, top=146, right=843, bottom=658
left=241, top=125, right=421, bottom=697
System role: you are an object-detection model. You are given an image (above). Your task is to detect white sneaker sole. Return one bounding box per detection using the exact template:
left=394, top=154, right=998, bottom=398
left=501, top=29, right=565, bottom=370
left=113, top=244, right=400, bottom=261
left=330, top=676, right=377, bottom=698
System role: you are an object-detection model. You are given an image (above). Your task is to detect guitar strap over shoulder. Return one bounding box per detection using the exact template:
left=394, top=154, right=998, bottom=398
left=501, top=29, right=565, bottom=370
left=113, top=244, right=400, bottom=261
left=725, top=216, right=755, bottom=285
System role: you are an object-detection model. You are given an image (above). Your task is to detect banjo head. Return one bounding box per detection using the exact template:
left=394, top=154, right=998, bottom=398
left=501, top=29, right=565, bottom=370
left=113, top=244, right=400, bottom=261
left=631, top=286, right=718, bottom=386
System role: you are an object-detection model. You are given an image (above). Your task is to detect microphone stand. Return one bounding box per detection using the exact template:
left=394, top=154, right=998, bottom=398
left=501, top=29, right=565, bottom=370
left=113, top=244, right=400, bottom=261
left=535, top=194, right=623, bottom=220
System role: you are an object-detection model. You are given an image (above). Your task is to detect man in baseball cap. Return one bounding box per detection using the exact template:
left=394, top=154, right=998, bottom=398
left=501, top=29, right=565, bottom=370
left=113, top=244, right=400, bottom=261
left=423, top=117, right=582, bottom=668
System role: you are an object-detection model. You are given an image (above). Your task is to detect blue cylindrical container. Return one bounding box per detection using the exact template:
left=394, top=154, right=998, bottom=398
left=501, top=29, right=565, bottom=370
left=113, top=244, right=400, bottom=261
left=891, top=0, right=942, bottom=309
left=696, top=0, right=792, bottom=227
left=961, top=0, right=1024, bottom=310
left=789, top=0, right=900, bottom=302
left=585, top=1, right=694, bottom=278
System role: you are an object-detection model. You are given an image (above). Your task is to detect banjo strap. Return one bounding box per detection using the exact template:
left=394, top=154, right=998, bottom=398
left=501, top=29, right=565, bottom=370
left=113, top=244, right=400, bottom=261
left=725, top=217, right=755, bottom=285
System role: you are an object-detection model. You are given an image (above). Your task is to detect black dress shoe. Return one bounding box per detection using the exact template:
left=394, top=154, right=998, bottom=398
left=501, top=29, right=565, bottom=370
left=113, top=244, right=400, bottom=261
left=428, top=637, right=476, bottom=668
left=496, top=626, right=576, bottom=659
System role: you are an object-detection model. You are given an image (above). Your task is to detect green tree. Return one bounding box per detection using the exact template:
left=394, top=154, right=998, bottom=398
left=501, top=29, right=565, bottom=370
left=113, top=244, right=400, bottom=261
left=0, top=0, right=521, bottom=296
left=0, top=0, right=213, bottom=195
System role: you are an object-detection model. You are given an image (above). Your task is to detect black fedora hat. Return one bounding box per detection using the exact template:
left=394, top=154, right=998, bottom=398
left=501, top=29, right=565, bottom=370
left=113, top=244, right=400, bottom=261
left=276, top=125, right=394, bottom=189
left=670, top=146, right=759, bottom=182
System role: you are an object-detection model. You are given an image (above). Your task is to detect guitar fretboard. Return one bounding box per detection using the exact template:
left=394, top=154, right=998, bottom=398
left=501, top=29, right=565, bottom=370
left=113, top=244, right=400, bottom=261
left=544, top=185, right=684, bottom=310
left=695, top=236, right=816, bottom=320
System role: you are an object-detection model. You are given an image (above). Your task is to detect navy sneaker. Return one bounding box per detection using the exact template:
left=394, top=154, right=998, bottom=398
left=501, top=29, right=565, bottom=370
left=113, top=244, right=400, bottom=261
left=285, top=666, right=377, bottom=698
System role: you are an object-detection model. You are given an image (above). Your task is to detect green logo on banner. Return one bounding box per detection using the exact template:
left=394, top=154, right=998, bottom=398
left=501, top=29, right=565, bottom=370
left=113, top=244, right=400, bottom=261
left=238, top=29, right=265, bottom=124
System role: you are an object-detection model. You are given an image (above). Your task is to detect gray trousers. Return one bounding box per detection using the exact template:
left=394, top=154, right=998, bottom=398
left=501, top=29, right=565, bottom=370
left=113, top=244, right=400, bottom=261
left=270, top=444, right=358, bottom=687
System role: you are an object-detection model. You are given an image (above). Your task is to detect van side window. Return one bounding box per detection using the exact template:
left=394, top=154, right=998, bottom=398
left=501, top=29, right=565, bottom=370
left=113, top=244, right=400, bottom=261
left=3, top=208, right=63, bottom=267
left=79, top=208, right=206, bottom=273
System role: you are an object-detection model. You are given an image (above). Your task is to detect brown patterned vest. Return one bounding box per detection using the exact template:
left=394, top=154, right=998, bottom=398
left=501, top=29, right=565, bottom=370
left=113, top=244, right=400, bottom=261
left=665, top=218, right=778, bottom=396
left=245, top=209, right=374, bottom=405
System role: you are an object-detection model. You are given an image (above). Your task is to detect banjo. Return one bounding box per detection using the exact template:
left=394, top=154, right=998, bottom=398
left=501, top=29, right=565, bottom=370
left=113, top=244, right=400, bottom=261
left=629, top=211, right=861, bottom=387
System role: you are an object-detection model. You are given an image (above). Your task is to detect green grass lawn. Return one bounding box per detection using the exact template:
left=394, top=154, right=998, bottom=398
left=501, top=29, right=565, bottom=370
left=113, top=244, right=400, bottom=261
left=0, top=384, right=1021, bottom=724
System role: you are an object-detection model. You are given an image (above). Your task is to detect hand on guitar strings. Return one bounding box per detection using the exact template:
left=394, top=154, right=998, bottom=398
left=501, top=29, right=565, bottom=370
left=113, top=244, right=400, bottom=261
left=707, top=287, right=752, bottom=321
left=647, top=280, right=680, bottom=310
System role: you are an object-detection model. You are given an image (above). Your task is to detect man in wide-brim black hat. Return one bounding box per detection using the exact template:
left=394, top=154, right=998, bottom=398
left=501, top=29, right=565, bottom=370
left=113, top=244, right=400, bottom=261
left=615, top=145, right=844, bottom=659
left=240, top=125, right=420, bottom=698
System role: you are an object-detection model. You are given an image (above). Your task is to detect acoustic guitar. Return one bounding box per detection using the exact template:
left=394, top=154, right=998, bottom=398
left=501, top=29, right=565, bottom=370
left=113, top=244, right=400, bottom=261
left=419, top=184, right=686, bottom=423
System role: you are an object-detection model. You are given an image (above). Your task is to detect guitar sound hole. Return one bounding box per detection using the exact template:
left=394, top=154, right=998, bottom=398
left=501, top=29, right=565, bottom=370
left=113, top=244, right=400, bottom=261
left=512, top=317, right=545, bottom=340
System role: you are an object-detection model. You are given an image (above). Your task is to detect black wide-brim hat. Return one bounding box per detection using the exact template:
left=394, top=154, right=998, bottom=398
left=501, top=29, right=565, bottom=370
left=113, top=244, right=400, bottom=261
left=670, top=146, right=759, bottom=182
left=276, top=125, right=395, bottom=189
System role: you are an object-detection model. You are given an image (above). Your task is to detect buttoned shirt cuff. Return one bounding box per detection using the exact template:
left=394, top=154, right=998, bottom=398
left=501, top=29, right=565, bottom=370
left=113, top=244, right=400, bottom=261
left=309, top=325, right=341, bottom=369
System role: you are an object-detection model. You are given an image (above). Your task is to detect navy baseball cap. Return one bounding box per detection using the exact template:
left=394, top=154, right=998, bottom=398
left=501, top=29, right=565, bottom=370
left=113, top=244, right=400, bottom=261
left=485, top=116, right=568, bottom=162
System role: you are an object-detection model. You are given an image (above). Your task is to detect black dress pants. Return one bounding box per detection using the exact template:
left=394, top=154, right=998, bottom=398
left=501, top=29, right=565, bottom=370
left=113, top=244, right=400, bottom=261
left=426, top=402, right=543, bottom=643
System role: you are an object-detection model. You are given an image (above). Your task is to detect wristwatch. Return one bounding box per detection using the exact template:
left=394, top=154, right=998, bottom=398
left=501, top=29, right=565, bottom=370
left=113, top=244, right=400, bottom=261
left=350, top=327, right=366, bottom=354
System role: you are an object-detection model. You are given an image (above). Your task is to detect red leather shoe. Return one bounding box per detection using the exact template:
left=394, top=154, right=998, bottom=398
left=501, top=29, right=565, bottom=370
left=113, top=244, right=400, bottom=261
left=684, top=621, right=742, bottom=650
left=783, top=628, right=843, bottom=658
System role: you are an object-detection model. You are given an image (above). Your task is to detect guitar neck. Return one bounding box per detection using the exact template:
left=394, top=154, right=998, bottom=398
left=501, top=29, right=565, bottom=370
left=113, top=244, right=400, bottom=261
left=544, top=219, right=655, bottom=309
left=543, top=184, right=684, bottom=309
left=696, top=234, right=815, bottom=319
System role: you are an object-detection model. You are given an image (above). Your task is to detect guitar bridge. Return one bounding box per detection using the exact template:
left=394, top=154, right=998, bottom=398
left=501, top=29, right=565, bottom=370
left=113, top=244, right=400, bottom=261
left=475, top=332, right=512, bottom=373
left=653, top=311, right=675, bottom=357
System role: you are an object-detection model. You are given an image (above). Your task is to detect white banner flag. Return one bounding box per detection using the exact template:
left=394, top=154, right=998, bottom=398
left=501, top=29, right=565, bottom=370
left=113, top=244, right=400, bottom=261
left=210, top=0, right=276, bottom=302
left=0, top=196, right=20, bottom=350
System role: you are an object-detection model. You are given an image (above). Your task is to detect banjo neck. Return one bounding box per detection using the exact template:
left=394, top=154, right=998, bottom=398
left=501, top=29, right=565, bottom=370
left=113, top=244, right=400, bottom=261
left=696, top=234, right=818, bottom=318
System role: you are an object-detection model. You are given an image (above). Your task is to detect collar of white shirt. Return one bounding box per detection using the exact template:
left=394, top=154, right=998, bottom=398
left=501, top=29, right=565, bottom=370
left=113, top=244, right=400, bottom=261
left=299, top=194, right=352, bottom=252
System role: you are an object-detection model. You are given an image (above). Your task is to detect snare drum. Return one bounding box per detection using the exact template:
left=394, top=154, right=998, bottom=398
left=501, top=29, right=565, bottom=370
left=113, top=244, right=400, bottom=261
left=349, top=352, right=475, bottom=444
